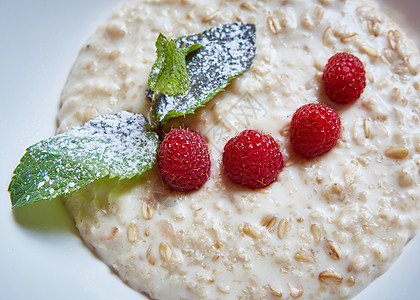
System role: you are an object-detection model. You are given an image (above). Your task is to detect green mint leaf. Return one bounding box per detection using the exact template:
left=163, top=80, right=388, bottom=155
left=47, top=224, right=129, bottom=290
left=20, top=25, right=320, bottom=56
left=180, top=42, right=203, bottom=56
left=8, top=111, right=159, bottom=208
left=148, top=22, right=256, bottom=125
left=148, top=33, right=202, bottom=97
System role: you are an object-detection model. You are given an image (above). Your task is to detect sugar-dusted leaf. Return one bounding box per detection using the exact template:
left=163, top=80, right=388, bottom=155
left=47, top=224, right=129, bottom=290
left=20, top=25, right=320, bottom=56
left=148, top=33, right=202, bottom=97
left=9, top=111, right=159, bottom=207
left=148, top=22, right=256, bottom=125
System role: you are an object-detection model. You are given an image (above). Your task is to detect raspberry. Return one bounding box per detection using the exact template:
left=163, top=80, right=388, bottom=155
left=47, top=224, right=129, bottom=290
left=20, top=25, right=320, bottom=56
left=290, top=103, right=341, bottom=158
left=322, top=52, right=366, bottom=104
left=222, top=130, right=284, bottom=189
left=158, top=128, right=211, bottom=192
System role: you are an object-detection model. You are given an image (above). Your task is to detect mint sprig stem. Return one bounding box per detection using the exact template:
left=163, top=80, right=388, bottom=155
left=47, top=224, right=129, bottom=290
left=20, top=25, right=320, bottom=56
left=149, top=92, right=164, bottom=139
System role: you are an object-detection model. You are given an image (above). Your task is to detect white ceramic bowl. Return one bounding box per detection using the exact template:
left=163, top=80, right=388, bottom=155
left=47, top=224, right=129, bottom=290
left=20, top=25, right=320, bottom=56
left=1, top=1, right=419, bottom=299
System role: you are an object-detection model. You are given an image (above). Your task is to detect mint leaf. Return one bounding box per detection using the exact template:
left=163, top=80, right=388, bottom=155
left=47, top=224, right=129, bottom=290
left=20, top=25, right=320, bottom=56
left=180, top=42, right=203, bottom=56
left=148, top=22, right=256, bottom=125
left=9, top=112, right=159, bottom=207
left=148, top=33, right=202, bottom=97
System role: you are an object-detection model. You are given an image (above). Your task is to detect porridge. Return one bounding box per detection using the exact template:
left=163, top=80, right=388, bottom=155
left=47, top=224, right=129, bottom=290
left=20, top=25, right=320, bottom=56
left=55, top=0, right=420, bottom=299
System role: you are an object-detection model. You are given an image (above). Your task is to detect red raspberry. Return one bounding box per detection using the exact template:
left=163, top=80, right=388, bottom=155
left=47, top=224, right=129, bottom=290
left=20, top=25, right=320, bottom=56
left=322, top=52, right=366, bottom=104
left=290, top=103, right=341, bottom=158
left=158, top=128, right=211, bottom=192
left=222, top=130, right=284, bottom=189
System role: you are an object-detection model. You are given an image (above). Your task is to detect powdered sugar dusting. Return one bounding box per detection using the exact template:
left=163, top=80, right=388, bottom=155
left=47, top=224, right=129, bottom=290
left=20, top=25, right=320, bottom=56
left=55, top=111, right=158, bottom=176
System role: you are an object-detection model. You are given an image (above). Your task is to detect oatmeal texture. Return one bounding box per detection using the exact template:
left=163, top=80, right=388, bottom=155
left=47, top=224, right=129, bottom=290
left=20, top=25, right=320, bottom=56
left=58, top=0, right=420, bottom=299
